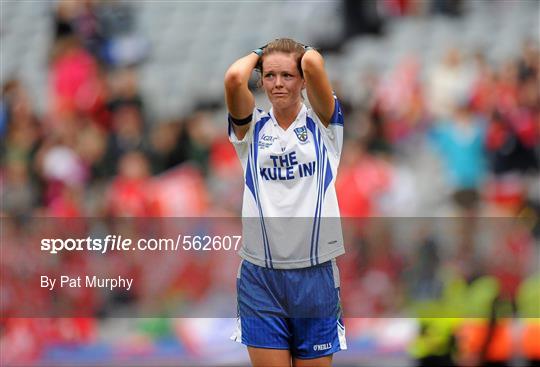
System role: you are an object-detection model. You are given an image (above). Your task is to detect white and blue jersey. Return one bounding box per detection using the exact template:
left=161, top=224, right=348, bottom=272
left=228, top=97, right=345, bottom=269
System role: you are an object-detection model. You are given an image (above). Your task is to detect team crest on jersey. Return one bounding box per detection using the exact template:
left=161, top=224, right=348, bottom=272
left=294, top=126, right=308, bottom=143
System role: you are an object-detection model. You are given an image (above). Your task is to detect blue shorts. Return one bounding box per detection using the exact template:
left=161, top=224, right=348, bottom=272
left=231, top=259, right=347, bottom=359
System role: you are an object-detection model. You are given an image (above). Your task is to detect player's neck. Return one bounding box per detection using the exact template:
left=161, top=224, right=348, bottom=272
left=273, top=102, right=302, bottom=130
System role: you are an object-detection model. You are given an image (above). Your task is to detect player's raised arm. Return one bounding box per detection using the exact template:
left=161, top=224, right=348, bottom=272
left=301, top=48, right=335, bottom=128
left=224, top=51, right=260, bottom=140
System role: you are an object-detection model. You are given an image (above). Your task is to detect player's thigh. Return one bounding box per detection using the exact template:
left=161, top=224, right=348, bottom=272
left=293, top=355, right=333, bottom=367
left=248, top=346, right=291, bottom=367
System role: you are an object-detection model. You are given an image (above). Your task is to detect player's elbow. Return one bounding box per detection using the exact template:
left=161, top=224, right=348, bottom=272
left=301, top=51, right=324, bottom=75
left=224, top=68, right=244, bottom=90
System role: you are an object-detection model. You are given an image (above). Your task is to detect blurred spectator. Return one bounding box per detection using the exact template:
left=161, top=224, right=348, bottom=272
left=428, top=103, right=487, bottom=212
left=106, top=67, right=144, bottom=120
left=53, top=0, right=80, bottom=40
left=517, top=39, right=539, bottom=82
left=487, top=219, right=534, bottom=305
left=407, top=235, right=443, bottom=301
left=71, top=0, right=104, bottom=60
left=336, top=141, right=392, bottom=217
left=379, top=157, right=419, bottom=216
left=486, top=108, right=539, bottom=176
left=46, top=185, right=84, bottom=217
left=105, top=150, right=155, bottom=216
left=181, top=112, right=217, bottom=174
left=75, top=122, right=108, bottom=181
left=206, top=135, right=244, bottom=215
left=48, top=36, right=107, bottom=122
left=1, top=80, right=42, bottom=164
left=427, top=48, right=473, bottom=119
left=361, top=221, right=404, bottom=312
left=102, top=104, right=149, bottom=176
left=32, top=125, right=89, bottom=216
left=148, top=164, right=209, bottom=216
left=1, top=159, right=38, bottom=217
left=1, top=81, right=43, bottom=214
left=41, top=144, right=88, bottom=188
left=148, top=120, right=188, bottom=174
left=493, top=61, right=520, bottom=116
left=374, top=56, right=425, bottom=146
left=469, top=51, right=497, bottom=115
left=53, top=0, right=104, bottom=60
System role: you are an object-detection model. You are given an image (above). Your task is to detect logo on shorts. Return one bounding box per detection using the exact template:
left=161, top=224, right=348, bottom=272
left=313, top=342, right=332, bottom=351
left=294, top=126, right=308, bottom=143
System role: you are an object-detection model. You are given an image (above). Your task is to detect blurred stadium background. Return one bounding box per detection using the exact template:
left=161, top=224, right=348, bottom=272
left=1, top=0, right=539, bottom=366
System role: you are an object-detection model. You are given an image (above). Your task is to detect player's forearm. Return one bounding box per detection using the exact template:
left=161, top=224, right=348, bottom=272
left=224, top=53, right=259, bottom=89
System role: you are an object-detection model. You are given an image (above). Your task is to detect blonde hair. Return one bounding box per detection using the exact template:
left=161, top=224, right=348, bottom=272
left=257, top=38, right=307, bottom=77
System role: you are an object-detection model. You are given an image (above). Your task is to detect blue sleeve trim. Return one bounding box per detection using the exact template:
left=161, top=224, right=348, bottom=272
left=329, top=97, right=344, bottom=126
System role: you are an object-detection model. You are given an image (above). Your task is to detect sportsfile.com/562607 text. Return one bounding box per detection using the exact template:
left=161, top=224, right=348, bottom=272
left=40, top=234, right=242, bottom=254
